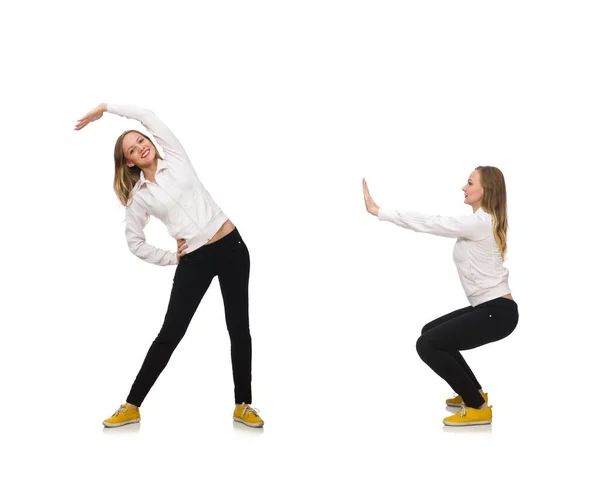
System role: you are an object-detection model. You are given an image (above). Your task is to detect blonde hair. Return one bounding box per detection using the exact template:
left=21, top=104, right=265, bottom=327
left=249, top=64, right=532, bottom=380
left=113, top=130, right=162, bottom=207
left=476, top=166, right=508, bottom=261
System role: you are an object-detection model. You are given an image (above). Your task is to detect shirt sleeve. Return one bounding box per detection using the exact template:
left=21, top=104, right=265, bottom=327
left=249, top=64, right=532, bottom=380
left=106, top=104, right=190, bottom=164
left=125, top=198, right=178, bottom=266
left=377, top=206, right=489, bottom=240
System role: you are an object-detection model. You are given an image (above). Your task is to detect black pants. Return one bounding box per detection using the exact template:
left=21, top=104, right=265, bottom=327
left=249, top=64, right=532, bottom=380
left=416, top=297, right=518, bottom=408
left=127, top=228, right=252, bottom=407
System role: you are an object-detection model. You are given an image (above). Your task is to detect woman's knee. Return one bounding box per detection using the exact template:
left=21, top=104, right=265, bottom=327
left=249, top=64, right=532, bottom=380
left=415, top=335, right=429, bottom=358
left=228, top=329, right=251, bottom=344
left=155, top=326, right=187, bottom=346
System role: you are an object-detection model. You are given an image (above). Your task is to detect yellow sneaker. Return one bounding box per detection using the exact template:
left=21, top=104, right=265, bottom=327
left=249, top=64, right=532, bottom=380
left=103, top=404, right=141, bottom=428
left=443, top=405, right=492, bottom=426
left=446, top=392, right=488, bottom=407
left=233, top=403, right=264, bottom=428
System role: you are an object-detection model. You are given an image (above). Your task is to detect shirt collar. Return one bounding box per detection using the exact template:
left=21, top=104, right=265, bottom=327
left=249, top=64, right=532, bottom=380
left=139, top=159, right=168, bottom=186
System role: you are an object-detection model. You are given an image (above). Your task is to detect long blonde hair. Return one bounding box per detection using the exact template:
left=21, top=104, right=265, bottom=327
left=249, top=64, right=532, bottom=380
left=476, top=166, right=508, bottom=261
left=113, top=130, right=162, bottom=207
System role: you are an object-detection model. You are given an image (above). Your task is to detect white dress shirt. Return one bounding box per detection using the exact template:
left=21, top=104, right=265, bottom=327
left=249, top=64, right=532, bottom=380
left=107, top=104, right=229, bottom=266
left=378, top=206, right=511, bottom=306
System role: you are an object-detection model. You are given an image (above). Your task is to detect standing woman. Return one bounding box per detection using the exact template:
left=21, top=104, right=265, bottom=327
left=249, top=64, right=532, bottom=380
left=75, top=103, right=264, bottom=428
left=362, top=167, right=518, bottom=426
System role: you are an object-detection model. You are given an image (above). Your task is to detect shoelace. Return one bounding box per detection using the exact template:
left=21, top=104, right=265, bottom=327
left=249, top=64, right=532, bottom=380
left=112, top=405, right=127, bottom=417
left=241, top=404, right=260, bottom=418
left=459, top=404, right=468, bottom=418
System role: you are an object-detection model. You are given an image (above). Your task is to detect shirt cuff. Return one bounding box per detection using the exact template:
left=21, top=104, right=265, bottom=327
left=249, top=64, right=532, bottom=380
left=377, top=206, right=397, bottom=222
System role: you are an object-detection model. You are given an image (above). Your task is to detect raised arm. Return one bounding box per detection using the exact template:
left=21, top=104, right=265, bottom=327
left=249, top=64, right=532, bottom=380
left=125, top=198, right=178, bottom=266
left=75, top=103, right=190, bottom=163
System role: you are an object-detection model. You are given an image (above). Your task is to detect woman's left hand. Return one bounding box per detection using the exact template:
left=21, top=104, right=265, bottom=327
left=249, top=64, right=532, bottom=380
left=362, top=178, right=380, bottom=216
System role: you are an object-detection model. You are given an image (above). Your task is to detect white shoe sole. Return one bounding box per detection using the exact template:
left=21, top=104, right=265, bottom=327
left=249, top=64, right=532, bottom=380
left=103, top=417, right=140, bottom=428
left=443, top=419, right=491, bottom=426
left=233, top=417, right=264, bottom=428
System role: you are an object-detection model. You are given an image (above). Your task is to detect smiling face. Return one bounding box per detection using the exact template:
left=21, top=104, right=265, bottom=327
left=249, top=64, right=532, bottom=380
left=462, top=169, right=484, bottom=211
left=122, top=132, right=157, bottom=169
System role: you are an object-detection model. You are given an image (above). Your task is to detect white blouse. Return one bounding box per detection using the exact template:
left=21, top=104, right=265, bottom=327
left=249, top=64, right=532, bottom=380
left=107, top=104, right=229, bottom=266
left=378, top=206, right=511, bottom=306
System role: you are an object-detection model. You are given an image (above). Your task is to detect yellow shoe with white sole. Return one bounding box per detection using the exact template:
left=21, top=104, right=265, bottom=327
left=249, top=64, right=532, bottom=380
left=233, top=403, right=264, bottom=428
left=443, top=405, right=492, bottom=426
left=446, top=392, right=488, bottom=407
left=103, top=404, right=140, bottom=428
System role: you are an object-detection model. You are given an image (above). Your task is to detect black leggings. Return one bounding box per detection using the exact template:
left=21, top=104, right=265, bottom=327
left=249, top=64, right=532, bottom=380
left=127, top=228, right=252, bottom=407
left=416, top=297, right=518, bottom=408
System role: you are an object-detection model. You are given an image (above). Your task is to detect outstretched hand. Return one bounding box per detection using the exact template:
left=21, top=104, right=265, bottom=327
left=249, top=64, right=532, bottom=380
left=74, top=103, right=107, bottom=131
left=362, top=178, right=380, bottom=216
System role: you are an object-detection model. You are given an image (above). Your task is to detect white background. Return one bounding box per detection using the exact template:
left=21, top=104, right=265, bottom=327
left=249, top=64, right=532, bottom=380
left=2, top=0, right=599, bottom=478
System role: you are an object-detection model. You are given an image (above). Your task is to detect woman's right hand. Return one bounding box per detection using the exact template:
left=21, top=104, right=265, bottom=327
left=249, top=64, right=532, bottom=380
left=362, top=178, right=380, bottom=216
left=74, top=103, right=107, bottom=130
left=176, top=238, right=188, bottom=263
